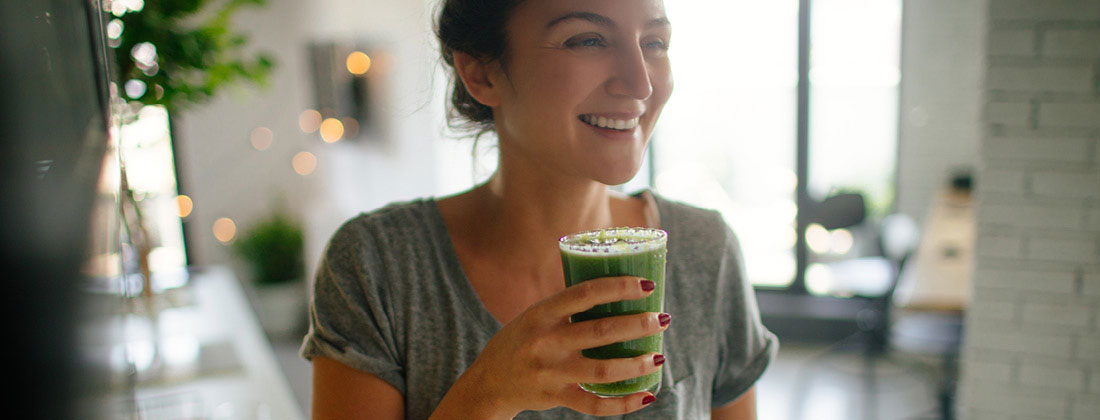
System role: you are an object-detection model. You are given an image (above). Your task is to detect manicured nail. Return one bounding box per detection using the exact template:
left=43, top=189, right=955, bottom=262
left=658, top=313, right=671, bottom=327
left=640, top=280, right=655, bottom=291
left=642, top=395, right=656, bottom=405
left=653, top=354, right=665, bottom=366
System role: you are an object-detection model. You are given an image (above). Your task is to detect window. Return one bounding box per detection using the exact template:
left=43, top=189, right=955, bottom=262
left=656, top=0, right=901, bottom=292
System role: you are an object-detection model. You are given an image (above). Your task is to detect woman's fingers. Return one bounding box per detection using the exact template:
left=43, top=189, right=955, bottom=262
left=558, top=311, right=669, bottom=350
left=561, top=352, right=664, bottom=384
left=539, top=276, right=654, bottom=319
left=559, top=385, right=656, bottom=417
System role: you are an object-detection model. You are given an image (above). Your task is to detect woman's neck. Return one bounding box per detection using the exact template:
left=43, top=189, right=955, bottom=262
left=480, top=160, right=618, bottom=251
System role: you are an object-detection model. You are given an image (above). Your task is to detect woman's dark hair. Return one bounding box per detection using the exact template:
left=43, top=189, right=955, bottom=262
left=434, top=0, right=524, bottom=137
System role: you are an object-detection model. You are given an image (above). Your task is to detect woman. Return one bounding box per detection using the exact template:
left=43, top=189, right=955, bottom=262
left=301, top=0, right=777, bottom=418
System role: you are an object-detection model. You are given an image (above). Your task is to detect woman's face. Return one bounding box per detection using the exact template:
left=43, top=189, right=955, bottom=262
left=491, top=0, right=673, bottom=185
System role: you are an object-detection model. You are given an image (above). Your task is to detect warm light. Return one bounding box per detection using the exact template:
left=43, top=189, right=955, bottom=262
left=830, top=228, right=854, bottom=254
left=213, top=218, right=236, bottom=243
left=250, top=126, right=273, bottom=151
left=806, top=223, right=831, bottom=254
left=298, top=109, right=322, bottom=133
left=346, top=51, right=372, bottom=75
left=319, top=118, right=344, bottom=143
left=293, top=152, right=317, bottom=176
left=176, top=195, right=193, bottom=218
left=341, top=117, right=359, bottom=139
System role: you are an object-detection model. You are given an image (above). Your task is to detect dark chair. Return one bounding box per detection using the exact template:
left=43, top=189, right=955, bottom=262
left=791, top=193, right=928, bottom=420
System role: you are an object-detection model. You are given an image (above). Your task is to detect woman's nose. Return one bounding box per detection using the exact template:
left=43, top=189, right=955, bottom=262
left=606, top=44, right=654, bottom=100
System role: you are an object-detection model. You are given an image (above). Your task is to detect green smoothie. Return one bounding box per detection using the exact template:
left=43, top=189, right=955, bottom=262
left=558, top=227, right=667, bottom=397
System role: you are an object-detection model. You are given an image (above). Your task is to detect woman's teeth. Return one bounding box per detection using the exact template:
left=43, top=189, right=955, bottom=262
left=580, top=114, right=640, bottom=131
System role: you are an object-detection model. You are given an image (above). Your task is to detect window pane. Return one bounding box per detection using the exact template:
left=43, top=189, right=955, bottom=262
left=807, top=0, right=901, bottom=295
left=656, top=1, right=800, bottom=288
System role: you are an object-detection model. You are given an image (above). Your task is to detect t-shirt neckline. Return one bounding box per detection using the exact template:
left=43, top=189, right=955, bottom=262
left=424, top=189, right=668, bottom=336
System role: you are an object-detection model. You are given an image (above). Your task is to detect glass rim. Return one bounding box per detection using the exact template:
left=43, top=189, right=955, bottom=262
left=558, top=227, right=667, bottom=256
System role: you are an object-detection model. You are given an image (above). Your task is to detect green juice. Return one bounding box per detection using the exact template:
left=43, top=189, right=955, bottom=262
left=559, top=228, right=667, bottom=397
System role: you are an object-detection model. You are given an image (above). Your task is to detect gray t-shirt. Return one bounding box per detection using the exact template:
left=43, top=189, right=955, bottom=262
left=301, top=192, right=777, bottom=419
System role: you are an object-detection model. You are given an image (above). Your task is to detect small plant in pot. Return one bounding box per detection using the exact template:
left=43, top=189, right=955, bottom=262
left=234, top=213, right=306, bottom=339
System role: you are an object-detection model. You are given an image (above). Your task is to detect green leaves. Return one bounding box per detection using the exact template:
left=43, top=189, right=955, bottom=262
left=233, top=213, right=304, bottom=286
left=111, top=0, right=276, bottom=111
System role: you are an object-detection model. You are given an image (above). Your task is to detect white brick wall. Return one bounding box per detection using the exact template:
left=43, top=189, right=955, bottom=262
left=1044, top=30, right=1100, bottom=58
left=959, top=0, right=1100, bottom=418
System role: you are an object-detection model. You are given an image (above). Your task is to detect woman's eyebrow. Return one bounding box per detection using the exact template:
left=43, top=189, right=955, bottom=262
left=546, top=11, right=616, bottom=29
left=545, top=12, right=671, bottom=30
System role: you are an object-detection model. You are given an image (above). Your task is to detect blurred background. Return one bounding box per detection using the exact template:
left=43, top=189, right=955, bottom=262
left=3, top=0, right=1098, bottom=419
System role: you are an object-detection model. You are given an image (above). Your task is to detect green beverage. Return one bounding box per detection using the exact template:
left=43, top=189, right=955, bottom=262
left=558, top=227, right=668, bottom=397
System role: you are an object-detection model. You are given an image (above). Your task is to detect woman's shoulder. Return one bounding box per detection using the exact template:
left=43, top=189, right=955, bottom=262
left=327, top=197, right=440, bottom=251
left=647, top=191, right=735, bottom=245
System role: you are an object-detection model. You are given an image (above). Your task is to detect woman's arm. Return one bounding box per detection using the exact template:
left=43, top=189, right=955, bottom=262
left=711, top=386, right=756, bottom=420
left=312, top=356, right=404, bottom=420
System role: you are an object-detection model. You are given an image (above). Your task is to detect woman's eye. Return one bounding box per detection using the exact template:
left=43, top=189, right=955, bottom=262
left=644, top=39, right=670, bottom=51
left=565, top=35, right=607, bottom=49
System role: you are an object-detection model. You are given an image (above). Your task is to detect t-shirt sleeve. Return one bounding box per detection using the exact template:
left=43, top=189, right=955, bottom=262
left=299, top=219, right=406, bottom=394
left=711, top=223, right=779, bottom=408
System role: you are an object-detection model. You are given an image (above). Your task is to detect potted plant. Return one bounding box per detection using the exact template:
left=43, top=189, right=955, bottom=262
left=234, top=212, right=306, bottom=339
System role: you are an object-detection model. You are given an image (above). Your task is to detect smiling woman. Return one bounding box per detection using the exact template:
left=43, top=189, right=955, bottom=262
left=301, top=1, right=776, bottom=419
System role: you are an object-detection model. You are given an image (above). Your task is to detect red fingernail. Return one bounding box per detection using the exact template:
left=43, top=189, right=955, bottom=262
left=642, top=395, right=656, bottom=405
left=654, top=354, right=665, bottom=366
left=640, top=280, right=655, bottom=291
left=659, top=313, right=671, bottom=327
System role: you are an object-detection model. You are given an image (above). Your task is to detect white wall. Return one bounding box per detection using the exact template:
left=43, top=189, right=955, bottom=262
left=958, top=1, right=1100, bottom=419
left=172, top=0, right=445, bottom=282
left=897, top=0, right=986, bottom=223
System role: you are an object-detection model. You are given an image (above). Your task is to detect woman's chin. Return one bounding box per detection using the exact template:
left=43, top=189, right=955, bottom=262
left=591, top=165, right=643, bottom=187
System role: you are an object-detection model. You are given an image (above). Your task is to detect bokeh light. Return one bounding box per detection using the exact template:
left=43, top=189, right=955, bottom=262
left=293, top=152, right=317, bottom=176
left=106, top=19, right=124, bottom=40
left=346, top=51, right=372, bottom=75
left=124, top=79, right=146, bottom=99
left=341, top=117, right=359, bottom=139
left=176, top=195, right=193, bottom=218
left=830, top=228, right=854, bottom=254
left=806, top=263, right=835, bottom=295
left=319, top=118, right=344, bottom=143
left=298, top=109, right=322, bottom=133
left=250, top=126, right=273, bottom=151
left=213, top=218, right=236, bottom=244
left=806, top=223, right=831, bottom=254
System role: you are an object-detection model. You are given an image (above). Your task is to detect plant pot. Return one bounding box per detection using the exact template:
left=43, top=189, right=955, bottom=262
left=254, top=280, right=307, bottom=340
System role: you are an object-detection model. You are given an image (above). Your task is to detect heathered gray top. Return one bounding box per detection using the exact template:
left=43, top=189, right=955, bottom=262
left=300, top=192, right=777, bottom=419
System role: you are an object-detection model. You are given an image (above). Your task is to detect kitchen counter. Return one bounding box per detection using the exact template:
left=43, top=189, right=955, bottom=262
left=81, top=265, right=305, bottom=420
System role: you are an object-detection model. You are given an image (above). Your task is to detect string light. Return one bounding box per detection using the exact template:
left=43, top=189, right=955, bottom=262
left=213, top=218, right=236, bottom=243
left=341, top=117, right=359, bottom=139
left=293, top=152, right=317, bottom=176
left=346, top=51, right=371, bottom=75
left=176, top=195, right=193, bottom=218
left=250, top=126, right=273, bottom=151
left=319, top=118, right=344, bottom=143
left=299, top=109, right=322, bottom=133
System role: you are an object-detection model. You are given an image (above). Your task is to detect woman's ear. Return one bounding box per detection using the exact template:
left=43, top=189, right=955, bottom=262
left=452, top=51, right=502, bottom=108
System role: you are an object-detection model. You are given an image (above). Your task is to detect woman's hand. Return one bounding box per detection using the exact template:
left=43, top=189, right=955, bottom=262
left=430, top=276, right=670, bottom=419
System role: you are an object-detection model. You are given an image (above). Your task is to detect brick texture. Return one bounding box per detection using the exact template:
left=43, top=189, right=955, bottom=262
left=1019, top=362, right=1087, bottom=391
left=1044, top=30, right=1100, bottom=58
left=1039, top=103, right=1100, bottom=128
left=987, top=65, right=1094, bottom=93
left=960, top=1, right=1100, bottom=419
left=990, top=29, right=1035, bottom=56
